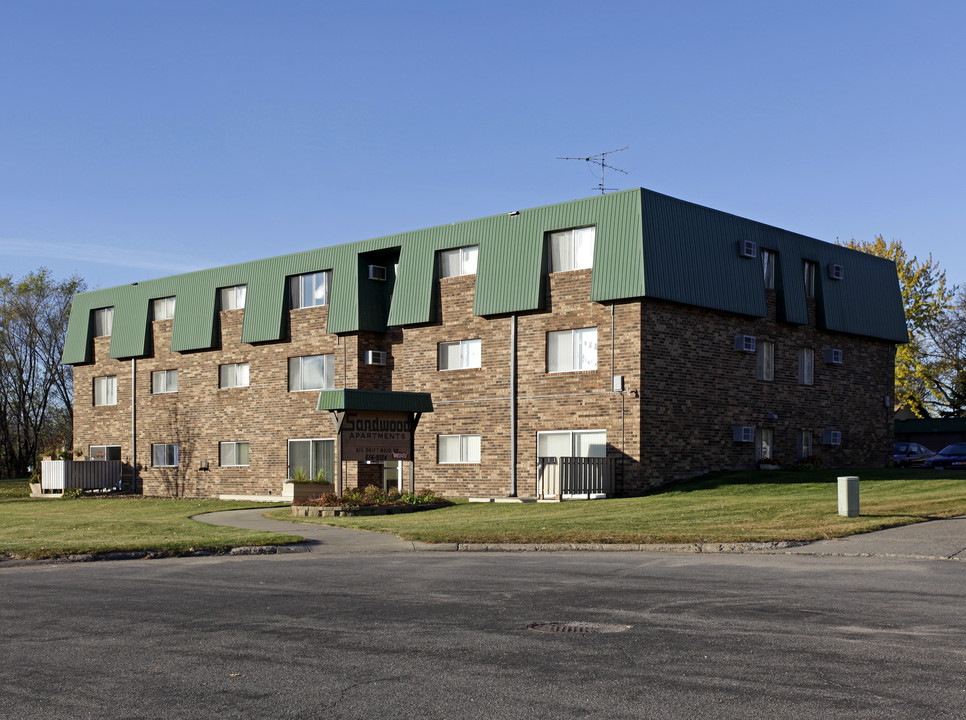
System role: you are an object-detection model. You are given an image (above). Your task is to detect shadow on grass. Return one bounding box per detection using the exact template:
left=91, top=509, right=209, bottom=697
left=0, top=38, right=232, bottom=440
left=645, top=467, right=950, bottom=495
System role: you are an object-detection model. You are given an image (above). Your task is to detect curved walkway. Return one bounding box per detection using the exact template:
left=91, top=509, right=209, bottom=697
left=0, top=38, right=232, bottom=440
left=196, top=508, right=966, bottom=560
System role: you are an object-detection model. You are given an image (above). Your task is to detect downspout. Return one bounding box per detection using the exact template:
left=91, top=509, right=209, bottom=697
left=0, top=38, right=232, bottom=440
left=510, top=314, right=517, bottom=497
left=131, top=358, right=137, bottom=493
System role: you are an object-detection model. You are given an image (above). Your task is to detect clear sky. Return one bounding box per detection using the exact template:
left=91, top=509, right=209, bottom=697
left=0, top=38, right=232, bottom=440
left=2, top=0, right=964, bottom=292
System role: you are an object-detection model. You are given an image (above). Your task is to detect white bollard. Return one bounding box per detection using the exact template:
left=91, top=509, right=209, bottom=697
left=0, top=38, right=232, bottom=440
left=838, top=476, right=860, bottom=517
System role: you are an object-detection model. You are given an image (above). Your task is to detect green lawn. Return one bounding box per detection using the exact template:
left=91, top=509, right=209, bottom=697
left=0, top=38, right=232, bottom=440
left=0, top=479, right=301, bottom=560
left=267, top=468, right=966, bottom=544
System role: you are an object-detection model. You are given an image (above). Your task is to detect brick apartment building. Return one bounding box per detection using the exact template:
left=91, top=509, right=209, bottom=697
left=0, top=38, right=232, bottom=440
left=62, top=188, right=908, bottom=499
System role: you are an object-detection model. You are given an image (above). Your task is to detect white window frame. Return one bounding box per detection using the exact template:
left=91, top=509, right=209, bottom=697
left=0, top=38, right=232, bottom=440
left=803, top=261, right=817, bottom=299
left=438, top=339, right=482, bottom=371
left=288, top=354, right=335, bottom=392
left=152, top=296, right=176, bottom=321
left=219, top=362, right=250, bottom=389
left=797, top=430, right=813, bottom=460
left=762, top=250, right=776, bottom=290
left=152, top=443, right=178, bottom=468
left=289, top=270, right=331, bottom=309
left=536, top=429, right=607, bottom=458
left=287, top=438, right=336, bottom=481
left=755, top=428, right=774, bottom=461
left=439, top=246, right=479, bottom=278
left=93, top=375, right=117, bottom=406
left=151, top=369, right=178, bottom=394
left=549, top=226, right=596, bottom=273
left=219, top=441, right=250, bottom=467
left=799, top=348, right=814, bottom=386
left=89, top=445, right=121, bottom=461
left=437, top=434, right=482, bottom=464
left=220, top=285, right=247, bottom=311
left=757, top=341, right=774, bottom=381
left=94, top=307, right=114, bottom=337
left=547, top=327, right=597, bottom=373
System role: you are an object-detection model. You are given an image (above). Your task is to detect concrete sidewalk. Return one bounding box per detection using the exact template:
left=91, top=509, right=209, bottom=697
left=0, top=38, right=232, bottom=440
left=196, top=508, right=966, bottom=560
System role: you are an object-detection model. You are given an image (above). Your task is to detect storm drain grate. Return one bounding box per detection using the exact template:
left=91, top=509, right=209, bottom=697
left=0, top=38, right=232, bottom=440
left=527, top=621, right=631, bottom=634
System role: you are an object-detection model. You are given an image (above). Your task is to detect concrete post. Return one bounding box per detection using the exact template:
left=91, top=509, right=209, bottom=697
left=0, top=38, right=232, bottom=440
left=838, top=476, right=860, bottom=517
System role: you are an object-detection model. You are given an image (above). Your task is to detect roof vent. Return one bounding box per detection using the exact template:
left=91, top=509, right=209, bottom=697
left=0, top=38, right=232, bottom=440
left=739, top=240, right=758, bottom=259
left=368, top=265, right=387, bottom=281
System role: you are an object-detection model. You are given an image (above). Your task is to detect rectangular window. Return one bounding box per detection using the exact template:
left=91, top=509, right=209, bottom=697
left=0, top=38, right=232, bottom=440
left=289, top=270, right=331, bottom=309
left=152, top=296, right=176, bottom=321
left=799, top=348, right=814, bottom=385
left=438, top=434, right=482, bottom=464
left=151, top=369, right=178, bottom=394
left=219, top=362, right=250, bottom=389
left=438, top=339, right=482, bottom=370
left=287, top=439, right=335, bottom=481
left=439, top=246, right=479, bottom=278
left=288, top=354, right=335, bottom=392
left=547, top=328, right=597, bottom=372
left=89, top=445, right=121, bottom=461
left=93, top=307, right=114, bottom=337
left=762, top=250, right=776, bottom=290
left=220, top=285, right=247, bottom=311
left=549, top=226, right=595, bottom=272
left=757, top=341, right=774, bottom=381
left=93, top=376, right=117, bottom=406
left=797, top=430, right=813, bottom=460
left=537, top=430, right=607, bottom=458
left=219, top=441, right=250, bottom=467
left=755, top=428, right=774, bottom=461
left=803, top=261, right=817, bottom=299
left=152, top=443, right=178, bottom=467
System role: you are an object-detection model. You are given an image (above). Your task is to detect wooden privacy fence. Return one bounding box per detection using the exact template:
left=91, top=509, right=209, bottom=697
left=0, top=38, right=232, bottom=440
left=41, top=460, right=122, bottom=493
left=537, top=457, right=616, bottom=499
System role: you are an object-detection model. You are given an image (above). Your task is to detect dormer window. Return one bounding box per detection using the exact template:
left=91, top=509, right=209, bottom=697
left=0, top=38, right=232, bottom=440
left=290, top=271, right=331, bottom=309
left=803, top=261, right=817, bottom=299
left=153, top=296, right=176, bottom=321
left=439, top=245, right=479, bottom=278
left=220, top=285, right=247, bottom=311
left=93, top=307, right=114, bottom=337
left=762, top=250, right=776, bottom=290
left=549, top=226, right=595, bottom=272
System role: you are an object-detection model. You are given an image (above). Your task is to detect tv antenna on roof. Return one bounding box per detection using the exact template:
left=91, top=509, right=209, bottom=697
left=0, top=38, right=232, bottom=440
left=557, top=146, right=629, bottom=194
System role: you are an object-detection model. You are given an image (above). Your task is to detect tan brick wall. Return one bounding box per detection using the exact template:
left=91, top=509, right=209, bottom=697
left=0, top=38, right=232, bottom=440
left=71, top=273, right=893, bottom=498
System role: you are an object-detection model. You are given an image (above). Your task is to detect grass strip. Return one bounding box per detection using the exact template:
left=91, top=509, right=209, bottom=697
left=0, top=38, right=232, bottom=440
left=0, top=479, right=301, bottom=560
left=266, top=468, right=966, bottom=544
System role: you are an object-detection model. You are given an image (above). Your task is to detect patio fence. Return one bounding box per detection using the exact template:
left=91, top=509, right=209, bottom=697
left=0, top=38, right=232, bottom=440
left=41, top=460, right=122, bottom=493
left=537, top=457, right=616, bottom=499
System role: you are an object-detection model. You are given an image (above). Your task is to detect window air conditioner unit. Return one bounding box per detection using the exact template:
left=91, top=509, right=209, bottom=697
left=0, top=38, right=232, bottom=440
left=733, top=425, right=755, bottom=443
left=823, top=429, right=842, bottom=446
left=734, top=334, right=756, bottom=353
left=824, top=348, right=843, bottom=365
left=365, top=350, right=387, bottom=366
left=368, top=265, right=387, bottom=281
left=829, top=264, right=845, bottom=280
left=739, top=240, right=757, bottom=259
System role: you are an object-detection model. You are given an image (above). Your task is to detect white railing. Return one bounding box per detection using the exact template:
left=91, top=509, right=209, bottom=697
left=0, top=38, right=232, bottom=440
left=41, top=460, right=122, bottom=492
left=537, top=457, right=616, bottom=499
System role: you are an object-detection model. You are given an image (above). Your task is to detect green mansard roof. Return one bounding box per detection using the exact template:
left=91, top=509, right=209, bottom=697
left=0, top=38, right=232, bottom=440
left=62, top=188, right=908, bottom=364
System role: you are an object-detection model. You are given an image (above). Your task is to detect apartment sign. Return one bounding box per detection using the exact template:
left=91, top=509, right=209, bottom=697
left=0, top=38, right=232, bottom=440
left=339, top=410, right=413, bottom=463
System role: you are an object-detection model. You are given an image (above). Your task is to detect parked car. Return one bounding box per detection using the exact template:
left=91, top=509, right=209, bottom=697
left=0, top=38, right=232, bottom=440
left=893, top=442, right=935, bottom=467
left=922, top=443, right=966, bottom=470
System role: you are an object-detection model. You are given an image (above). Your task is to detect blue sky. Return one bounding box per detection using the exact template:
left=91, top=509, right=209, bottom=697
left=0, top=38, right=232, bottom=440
left=2, top=0, right=964, bottom=292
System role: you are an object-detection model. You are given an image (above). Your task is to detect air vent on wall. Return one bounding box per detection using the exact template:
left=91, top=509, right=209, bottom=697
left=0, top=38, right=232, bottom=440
left=829, top=264, right=844, bottom=280
left=824, top=348, right=843, bottom=365
left=368, top=265, right=387, bottom=281
left=365, top=350, right=387, bottom=366
left=734, top=334, right=756, bottom=353
left=739, top=240, right=758, bottom=259
left=823, top=429, right=842, bottom=446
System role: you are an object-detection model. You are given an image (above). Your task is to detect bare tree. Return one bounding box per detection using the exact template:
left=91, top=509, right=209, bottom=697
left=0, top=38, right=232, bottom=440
left=0, top=269, right=85, bottom=477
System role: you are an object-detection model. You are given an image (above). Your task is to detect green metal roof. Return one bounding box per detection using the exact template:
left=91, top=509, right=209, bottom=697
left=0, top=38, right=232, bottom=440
left=316, top=389, right=434, bottom=413
left=62, top=188, right=908, bottom=365
left=895, top=417, right=966, bottom=433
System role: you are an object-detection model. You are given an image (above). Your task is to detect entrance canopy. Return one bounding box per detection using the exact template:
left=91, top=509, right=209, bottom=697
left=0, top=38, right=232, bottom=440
left=316, top=389, right=434, bottom=414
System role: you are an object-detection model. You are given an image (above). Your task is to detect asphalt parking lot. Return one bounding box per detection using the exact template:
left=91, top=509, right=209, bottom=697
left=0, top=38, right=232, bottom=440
left=2, top=533, right=965, bottom=719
